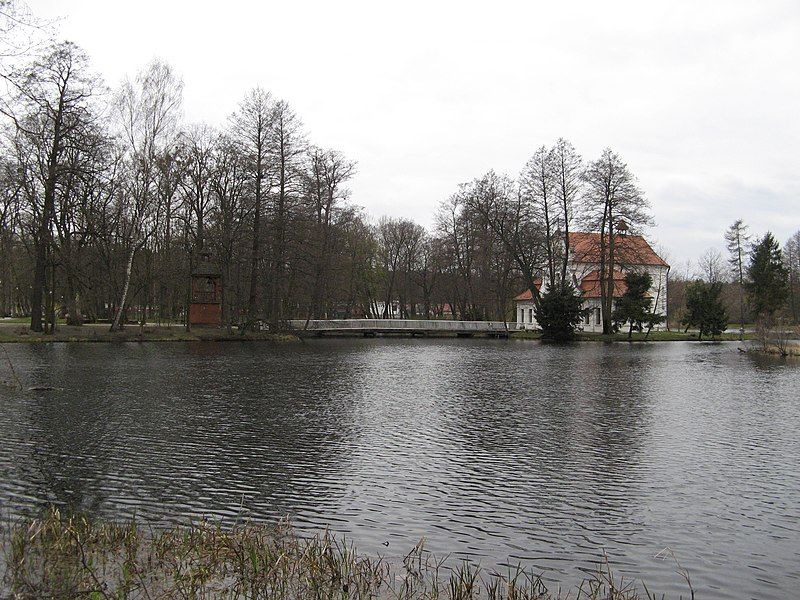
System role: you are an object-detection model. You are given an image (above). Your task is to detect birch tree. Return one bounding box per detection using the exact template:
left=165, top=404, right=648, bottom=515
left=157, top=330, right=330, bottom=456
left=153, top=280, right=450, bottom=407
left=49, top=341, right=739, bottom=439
left=111, top=59, right=183, bottom=331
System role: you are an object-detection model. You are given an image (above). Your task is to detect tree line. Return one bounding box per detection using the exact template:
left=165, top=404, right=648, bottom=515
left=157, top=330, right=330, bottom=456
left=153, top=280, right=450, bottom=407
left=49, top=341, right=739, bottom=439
left=669, top=222, right=798, bottom=340
left=0, top=4, right=796, bottom=338
left=0, top=27, right=657, bottom=336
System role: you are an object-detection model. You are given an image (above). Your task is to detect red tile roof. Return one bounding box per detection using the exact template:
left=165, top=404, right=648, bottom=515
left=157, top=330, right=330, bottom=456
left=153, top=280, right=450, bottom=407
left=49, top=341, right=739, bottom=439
left=513, top=232, right=666, bottom=302
left=515, top=270, right=652, bottom=301
left=569, top=232, right=668, bottom=268
left=513, top=279, right=542, bottom=301
left=578, top=269, right=650, bottom=299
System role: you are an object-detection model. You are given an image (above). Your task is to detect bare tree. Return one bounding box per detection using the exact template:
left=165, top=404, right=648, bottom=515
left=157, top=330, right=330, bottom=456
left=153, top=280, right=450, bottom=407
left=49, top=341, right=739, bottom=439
left=110, top=59, right=183, bottom=331
left=461, top=171, right=546, bottom=314
left=377, top=217, right=413, bottom=318
left=0, top=156, right=24, bottom=316
left=582, top=148, right=652, bottom=334
left=398, top=220, right=425, bottom=318
left=208, top=134, right=248, bottom=332
left=52, top=123, right=111, bottom=325
left=0, top=0, right=53, bottom=75
left=411, top=233, right=442, bottom=319
left=519, top=147, right=557, bottom=285
left=697, top=247, right=726, bottom=283
left=267, top=99, right=306, bottom=327
left=178, top=124, right=218, bottom=252
left=229, top=88, right=274, bottom=332
left=785, top=230, right=800, bottom=324
left=1, top=41, right=101, bottom=331
left=228, top=91, right=272, bottom=330
left=305, top=147, right=355, bottom=319
left=436, top=189, right=485, bottom=318
left=549, top=138, right=583, bottom=284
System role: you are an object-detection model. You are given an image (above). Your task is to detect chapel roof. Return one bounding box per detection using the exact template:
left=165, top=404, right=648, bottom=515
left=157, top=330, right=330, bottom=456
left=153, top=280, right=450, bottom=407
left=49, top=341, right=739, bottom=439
left=568, top=232, right=669, bottom=268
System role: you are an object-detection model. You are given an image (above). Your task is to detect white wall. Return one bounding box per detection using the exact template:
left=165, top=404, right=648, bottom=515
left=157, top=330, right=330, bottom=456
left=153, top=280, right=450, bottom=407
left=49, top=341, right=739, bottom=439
left=514, top=264, right=669, bottom=332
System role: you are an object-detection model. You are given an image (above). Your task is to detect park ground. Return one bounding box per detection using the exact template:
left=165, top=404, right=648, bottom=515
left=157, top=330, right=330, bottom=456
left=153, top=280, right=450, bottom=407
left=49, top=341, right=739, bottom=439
left=0, top=320, right=297, bottom=343
left=0, top=317, right=760, bottom=344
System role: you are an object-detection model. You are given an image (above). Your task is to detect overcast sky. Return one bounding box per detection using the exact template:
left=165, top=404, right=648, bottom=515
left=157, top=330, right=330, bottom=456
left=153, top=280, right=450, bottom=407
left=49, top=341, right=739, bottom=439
left=28, top=0, right=800, bottom=268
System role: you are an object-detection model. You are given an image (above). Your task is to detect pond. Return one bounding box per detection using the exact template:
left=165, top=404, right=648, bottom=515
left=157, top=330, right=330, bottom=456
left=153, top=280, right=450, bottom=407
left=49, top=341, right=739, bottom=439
left=1, top=339, right=798, bottom=598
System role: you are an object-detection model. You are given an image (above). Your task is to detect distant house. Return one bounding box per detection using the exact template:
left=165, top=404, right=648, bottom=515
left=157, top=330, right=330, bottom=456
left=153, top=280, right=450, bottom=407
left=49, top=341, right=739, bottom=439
left=514, top=231, right=669, bottom=333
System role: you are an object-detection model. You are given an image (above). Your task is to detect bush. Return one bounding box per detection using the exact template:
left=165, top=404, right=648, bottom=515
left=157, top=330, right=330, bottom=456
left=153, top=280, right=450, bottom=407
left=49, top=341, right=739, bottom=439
left=535, top=283, right=585, bottom=341
left=682, top=280, right=728, bottom=340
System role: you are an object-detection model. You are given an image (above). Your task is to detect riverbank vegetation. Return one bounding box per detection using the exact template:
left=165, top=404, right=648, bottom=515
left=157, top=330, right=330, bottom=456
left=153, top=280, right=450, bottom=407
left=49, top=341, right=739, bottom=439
left=1, top=509, right=688, bottom=599
left=0, top=323, right=298, bottom=344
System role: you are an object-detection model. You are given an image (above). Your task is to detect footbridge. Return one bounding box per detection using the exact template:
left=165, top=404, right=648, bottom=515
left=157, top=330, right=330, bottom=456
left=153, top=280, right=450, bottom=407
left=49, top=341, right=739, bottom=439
left=288, top=319, right=520, bottom=337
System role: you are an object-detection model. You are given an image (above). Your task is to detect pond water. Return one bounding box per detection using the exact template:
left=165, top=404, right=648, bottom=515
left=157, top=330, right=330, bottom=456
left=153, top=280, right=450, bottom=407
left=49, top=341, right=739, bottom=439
left=1, top=339, right=799, bottom=598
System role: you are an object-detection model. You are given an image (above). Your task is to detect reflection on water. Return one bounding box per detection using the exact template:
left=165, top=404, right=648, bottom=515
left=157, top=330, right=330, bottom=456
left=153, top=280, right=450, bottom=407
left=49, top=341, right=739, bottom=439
left=1, top=339, right=799, bottom=599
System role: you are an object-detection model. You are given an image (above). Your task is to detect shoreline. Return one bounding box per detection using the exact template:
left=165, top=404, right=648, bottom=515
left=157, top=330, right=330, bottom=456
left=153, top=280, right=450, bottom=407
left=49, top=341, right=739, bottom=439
left=0, top=322, right=760, bottom=344
left=0, top=323, right=300, bottom=344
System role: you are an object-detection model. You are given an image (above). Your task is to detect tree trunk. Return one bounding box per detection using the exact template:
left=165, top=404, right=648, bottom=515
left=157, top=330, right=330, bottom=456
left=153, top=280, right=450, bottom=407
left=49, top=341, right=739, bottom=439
left=243, top=145, right=264, bottom=334
left=30, top=99, right=64, bottom=333
left=111, top=245, right=137, bottom=332
left=65, top=271, right=83, bottom=326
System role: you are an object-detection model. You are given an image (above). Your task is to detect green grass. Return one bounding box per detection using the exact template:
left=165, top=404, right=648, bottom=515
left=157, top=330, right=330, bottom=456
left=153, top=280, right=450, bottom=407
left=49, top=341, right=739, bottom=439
left=1, top=509, right=691, bottom=599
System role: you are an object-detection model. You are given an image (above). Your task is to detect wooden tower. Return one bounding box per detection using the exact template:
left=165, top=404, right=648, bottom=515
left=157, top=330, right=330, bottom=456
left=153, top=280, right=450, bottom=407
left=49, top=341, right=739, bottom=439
left=189, top=253, right=222, bottom=327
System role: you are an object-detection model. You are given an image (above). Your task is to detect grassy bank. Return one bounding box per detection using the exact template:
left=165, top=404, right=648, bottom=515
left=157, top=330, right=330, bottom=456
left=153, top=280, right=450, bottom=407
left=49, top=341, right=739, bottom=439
left=750, top=344, right=800, bottom=358
left=512, top=329, right=754, bottom=342
left=1, top=510, right=686, bottom=599
left=0, top=324, right=298, bottom=344
left=0, top=321, right=759, bottom=344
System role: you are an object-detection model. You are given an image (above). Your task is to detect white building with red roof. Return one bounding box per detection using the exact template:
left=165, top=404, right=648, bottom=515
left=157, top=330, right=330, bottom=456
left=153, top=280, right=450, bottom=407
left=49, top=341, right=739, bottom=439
left=514, top=231, right=669, bottom=333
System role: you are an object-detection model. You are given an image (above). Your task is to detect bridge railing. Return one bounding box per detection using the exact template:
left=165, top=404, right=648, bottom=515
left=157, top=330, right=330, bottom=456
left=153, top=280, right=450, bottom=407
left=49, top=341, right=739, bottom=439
left=288, top=319, right=522, bottom=332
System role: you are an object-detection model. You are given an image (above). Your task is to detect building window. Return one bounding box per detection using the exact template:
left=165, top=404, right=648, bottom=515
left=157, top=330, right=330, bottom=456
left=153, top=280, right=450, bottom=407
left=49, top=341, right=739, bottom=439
left=528, top=308, right=533, bottom=323
left=595, top=308, right=601, bottom=325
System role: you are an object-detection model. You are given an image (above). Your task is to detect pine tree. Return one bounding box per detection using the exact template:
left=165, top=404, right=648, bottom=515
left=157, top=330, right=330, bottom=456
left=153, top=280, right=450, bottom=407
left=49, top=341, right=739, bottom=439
left=746, top=232, right=789, bottom=321
left=612, top=271, right=652, bottom=339
left=682, top=280, right=728, bottom=341
left=535, top=283, right=585, bottom=341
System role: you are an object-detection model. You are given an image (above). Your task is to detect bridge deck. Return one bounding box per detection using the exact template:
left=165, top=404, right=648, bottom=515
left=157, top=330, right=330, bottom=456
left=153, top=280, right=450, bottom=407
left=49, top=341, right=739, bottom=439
left=289, top=319, right=519, bottom=335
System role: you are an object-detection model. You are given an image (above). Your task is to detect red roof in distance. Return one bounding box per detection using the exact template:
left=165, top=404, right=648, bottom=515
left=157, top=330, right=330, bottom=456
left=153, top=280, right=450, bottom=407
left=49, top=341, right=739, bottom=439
left=513, top=279, right=542, bottom=301
left=569, top=232, right=668, bottom=268
left=578, top=269, right=652, bottom=298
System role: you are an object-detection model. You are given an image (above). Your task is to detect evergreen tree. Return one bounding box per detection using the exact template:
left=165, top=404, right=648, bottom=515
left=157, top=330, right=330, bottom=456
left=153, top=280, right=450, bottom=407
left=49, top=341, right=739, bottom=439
left=746, top=232, right=789, bottom=320
left=724, top=219, right=750, bottom=339
left=682, top=280, right=728, bottom=340
left=612, top=271, right=652, bottom=339
left=535, top=283, right=585, bottom=341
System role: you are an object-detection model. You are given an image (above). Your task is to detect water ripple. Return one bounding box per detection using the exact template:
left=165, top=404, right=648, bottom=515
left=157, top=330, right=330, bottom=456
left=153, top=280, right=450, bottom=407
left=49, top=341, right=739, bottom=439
left=0, top=339, right=799, bottom=598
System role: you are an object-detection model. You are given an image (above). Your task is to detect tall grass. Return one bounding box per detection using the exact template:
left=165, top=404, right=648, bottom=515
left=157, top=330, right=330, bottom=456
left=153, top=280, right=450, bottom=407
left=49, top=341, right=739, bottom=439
left=1, top=509, right=688, bottom=599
